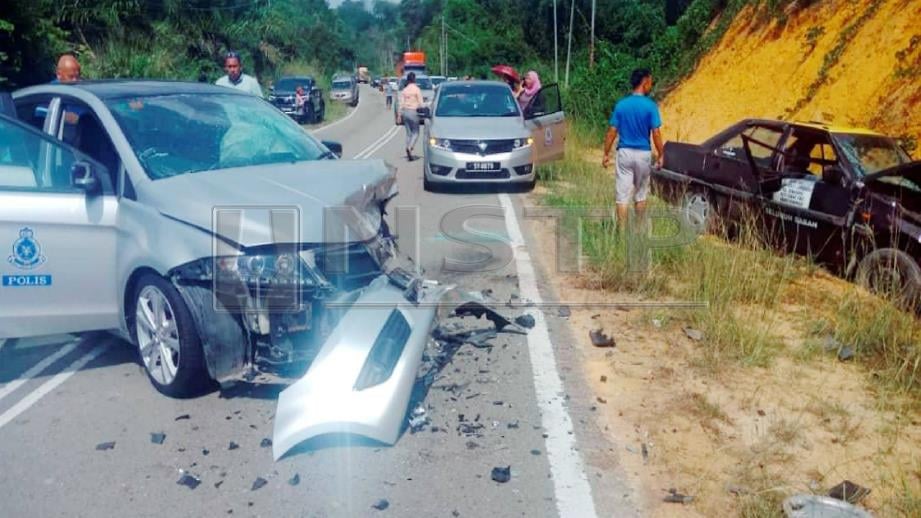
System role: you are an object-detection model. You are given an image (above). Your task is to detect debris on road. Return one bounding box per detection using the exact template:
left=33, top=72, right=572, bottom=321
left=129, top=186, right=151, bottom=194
left=590, top=329, right=616, bottom=348
left=600, top=375, right=608, bottom=383
left=371, top=499, right=390, bottom=511
left=454, top=302, right=514, bottom=332
left=663, top=488, right=693, bottom=504
left=827, top=480, right=871, bottom=504
left=558, top=305, right=571, bottom=318
left=174, top=414, right=191, bottom=421
left=150, top=432, right=166, bottom=445
left=202, top=449, right=210, bottom=456
left=408, top=403, right=429, bottom=433
left=530, top=449, right=541, bottom=455
left=596, top=396, right=607, bottom=404
left=95, top=441, right=116, bottom=451
left=228, top=441, right=239, bottom=450
left=782, top=494, right=873, bottom=518
left=641, top=443, right=649, bottom=464
left=288, top=473, right=301, bottom=486
left=251, top=477, right=268, bottom=491
left=683, top=327, right=704, bottom=341
left=491, top=466, right=511, bottom=483
left=176, top=470, right=201, bottom=490
left=514, top=314, right=535, bottom=329
left=260, top=438, right=272, bottom=448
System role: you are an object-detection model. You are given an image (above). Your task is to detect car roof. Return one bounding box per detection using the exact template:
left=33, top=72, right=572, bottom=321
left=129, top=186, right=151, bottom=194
left=277, top=76, right=314, bottom=82
left=794, top=120, right=885, bottom=137
left=32, top=79, right=253, bottom=100
left=440, top=80, right=510, bottom=89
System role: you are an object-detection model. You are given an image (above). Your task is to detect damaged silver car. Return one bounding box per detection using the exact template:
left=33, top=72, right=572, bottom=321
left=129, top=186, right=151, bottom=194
left=1, top=82, right=437, bottom=457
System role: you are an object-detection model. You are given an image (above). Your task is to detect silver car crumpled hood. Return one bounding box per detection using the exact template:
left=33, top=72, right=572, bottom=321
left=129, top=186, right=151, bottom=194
left=272, top=275, right=442, bottom=460
left=145, top=159, right=397, bottom=247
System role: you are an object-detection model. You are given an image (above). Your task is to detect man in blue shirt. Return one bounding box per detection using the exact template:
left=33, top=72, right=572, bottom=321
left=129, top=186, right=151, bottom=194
left=602, top=68, right=664, bottom=226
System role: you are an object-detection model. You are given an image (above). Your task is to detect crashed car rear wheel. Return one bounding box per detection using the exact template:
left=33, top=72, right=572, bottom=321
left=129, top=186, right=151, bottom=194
left=681, top=189, right=713, bottom=234
left=132, top=273, right=206, bottom=397
left=856, top=249, right=921, bottom=307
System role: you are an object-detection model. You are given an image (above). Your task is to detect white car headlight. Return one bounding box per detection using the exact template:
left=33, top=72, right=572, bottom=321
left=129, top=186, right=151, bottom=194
left=513, top=137, right=534, bottom=149
left=429, top=137, right=451, bottom=150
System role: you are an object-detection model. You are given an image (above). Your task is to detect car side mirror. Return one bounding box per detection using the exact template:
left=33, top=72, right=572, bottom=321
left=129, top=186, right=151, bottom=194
left=322, top=140, right=343, bottom=158
left=71, top=160, right=101, bottom=193
left=416, top=106, right=431, bottom=118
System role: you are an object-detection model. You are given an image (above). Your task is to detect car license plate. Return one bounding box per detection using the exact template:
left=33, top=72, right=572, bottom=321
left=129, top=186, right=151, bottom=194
left=466, top=162, right=501, bottom=172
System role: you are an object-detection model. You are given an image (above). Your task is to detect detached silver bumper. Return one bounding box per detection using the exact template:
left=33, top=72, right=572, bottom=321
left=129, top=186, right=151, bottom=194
left=272, top=275, right=437, bottom=460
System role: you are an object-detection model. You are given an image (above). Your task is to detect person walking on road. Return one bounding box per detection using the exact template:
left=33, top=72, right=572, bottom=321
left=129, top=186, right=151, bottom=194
left=399, top=72, right=424, bottom=161
left=215, top=51, right=263, bottom=98
left=385, top=79, right=394, bottom=109
left=602, top=68, right=664, bottom=228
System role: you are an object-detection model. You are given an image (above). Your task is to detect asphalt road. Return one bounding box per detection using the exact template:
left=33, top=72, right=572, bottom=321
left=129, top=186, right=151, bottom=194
left=0, top=85, right=638, bottom=517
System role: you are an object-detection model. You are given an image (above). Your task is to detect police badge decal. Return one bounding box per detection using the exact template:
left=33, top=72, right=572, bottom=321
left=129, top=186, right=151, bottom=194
left=8, top=227, right=47, bottom=270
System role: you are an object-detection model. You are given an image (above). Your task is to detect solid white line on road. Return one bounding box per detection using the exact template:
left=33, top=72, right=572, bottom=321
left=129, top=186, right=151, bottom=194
left=354, top=125, right=400, bottom=159
left=498, top=193, right=598, bottom=518
left=0, top=340, right=80, bottom=404
left=311, top=90, right=365, bottom=134
left=0, top=341, right=110, bottom=431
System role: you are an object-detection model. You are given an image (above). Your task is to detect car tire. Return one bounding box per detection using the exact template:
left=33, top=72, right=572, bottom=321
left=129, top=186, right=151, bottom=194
left=680, top=189, right=713, bottom=235
left=131, top=273, right=207, bottom=397
left=423, top=176, right=436, bottom=192
left=304, top=105, right=314, bottom=125
left=856, top=248, right=921, bottom=307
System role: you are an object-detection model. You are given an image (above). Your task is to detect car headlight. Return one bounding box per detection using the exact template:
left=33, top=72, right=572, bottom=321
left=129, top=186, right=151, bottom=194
left=172, top=253, right=322, bottom=287
left=429, top=137, right=452, bottom=150
left=513, top=137, right=534, bottom=149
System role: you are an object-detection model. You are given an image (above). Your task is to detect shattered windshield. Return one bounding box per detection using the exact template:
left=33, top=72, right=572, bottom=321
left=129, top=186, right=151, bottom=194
left=107, top=93, right=327, bottom=179
left=834, top=133, right=911, bottom=177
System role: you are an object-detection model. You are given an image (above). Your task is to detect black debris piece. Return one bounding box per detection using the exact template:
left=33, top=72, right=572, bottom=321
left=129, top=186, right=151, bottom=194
left=596, top=396, right=607, bottom=404
left=641, top=443, right=649, bottom=464
left=663, top=488, right=693, bottom=504
left=452, top=511, right=460, bottom=517
left=491, top=466, right=511, bottom=483
left=288, top=473, right=301, bottom=486
left=260, top=438, right=272, bottom=448
left=214, top=480, right=224, bottom=489
left=228, top=441, right=239, bottom=450
left=827, top=480, right=870, bottom=504
left=95, top=441, right=116, bottom=451
left=454, top=302, right=514, bottom=332
left=530, top=449, right=541, bottom=456
left=457, top=422, right=485, bottom=437
left=371, top=499, right=390, bottom=511
left=481, top=288, right=493, bottom=299
left=202, top=449, right=210, bottom=456
left=177, top=472, right=201, bottom=490
left=251, top=477, right=268, bottom=491
left=174, top=414, right=191, bottom=421
left=492, top=400, right=504, bottom=406
left=589, top=329, right=616, bottom=348
left=150, top=432, right=166, bottom=445
left=558, top=306, right=572, bottom=318
left=507, top=420, right=519, bottom=429
left=600, top=375, right=608, bottom=383
left=683, top=327, right=704, bottom=341
left=514, top=314, right=536, bottom=329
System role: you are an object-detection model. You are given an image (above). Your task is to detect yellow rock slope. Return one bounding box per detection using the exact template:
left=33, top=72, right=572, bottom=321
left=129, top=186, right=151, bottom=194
left=661, top=0, right=921, bottom=153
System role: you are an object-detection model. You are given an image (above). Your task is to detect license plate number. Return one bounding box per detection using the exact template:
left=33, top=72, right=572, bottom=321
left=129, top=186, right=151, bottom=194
left=466, top=162, right=500, bottom=172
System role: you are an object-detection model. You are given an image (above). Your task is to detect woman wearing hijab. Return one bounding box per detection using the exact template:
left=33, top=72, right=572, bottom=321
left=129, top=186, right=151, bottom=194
left=516, top=70, right=541, bottom=111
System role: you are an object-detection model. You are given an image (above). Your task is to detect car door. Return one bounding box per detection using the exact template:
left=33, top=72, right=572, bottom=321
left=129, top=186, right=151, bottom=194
left=0, top=114, right=120, bottom=339
left=523, top=84, right=566, bottom=164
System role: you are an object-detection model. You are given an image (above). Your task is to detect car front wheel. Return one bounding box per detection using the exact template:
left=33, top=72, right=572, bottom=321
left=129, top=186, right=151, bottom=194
left=132, top=273, right=206, bottom=397
left=856, top=248, right=921, bottom=307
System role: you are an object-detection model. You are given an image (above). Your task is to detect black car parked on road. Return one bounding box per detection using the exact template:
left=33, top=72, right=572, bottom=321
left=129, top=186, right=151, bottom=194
left=653, top=119, right=921, bottom=304
left=268, top=76, right=325, bottom=124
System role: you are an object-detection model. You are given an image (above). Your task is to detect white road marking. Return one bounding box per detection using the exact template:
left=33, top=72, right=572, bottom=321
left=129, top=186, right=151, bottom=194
left=311, top=94, right=363, bottom=134
left=0, top=340, right=80, bottom=404
left=498, top=193, right=598, bottom=518
left=0, top=341, right=110, bottom=431
left=354, top=125, right=400, bottom=159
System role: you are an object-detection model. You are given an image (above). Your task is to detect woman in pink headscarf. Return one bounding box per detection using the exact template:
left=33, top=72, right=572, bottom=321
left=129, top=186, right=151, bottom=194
left=516, top=70, right=541, bottom=111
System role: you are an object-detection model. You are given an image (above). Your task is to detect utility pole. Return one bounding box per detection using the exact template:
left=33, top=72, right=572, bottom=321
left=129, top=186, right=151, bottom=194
left=565, top=0, right=574, bottom=87
left=589, top=0, right=596, bottom=68
left=553, top=0, right=559, bottom=83
left=442, top=14, right=446, bottom=76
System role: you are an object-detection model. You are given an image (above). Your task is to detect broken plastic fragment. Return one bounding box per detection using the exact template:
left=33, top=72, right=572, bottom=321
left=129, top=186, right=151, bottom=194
left=454, top=302, right=514, bottom=332
left=288, top=473, right=300, bottom=486
left=95, top=441, right=116, bottom=451
left=514, top=314, right=535, bottom=329
left=150, top=432, right=166, bottom=445
left=558, top=306, right=571, bottom=318
left=491, top=466, right=511, bottom=483
left=260, top=438, right=272, bottom=448
left=175, top=414, right=191, bottom=421
left=371, top=499, right=390, bottom=511
left=251, top=477, right=268, bottom=491
left=408, top=404, right=429, bottom=433
left=827, top=480, right=870, bottom=504
left=589, top=329, right=615, bottom=348
left=228, top=441, right=239, bottom=450
left=177, top=471, right=201, bottom=490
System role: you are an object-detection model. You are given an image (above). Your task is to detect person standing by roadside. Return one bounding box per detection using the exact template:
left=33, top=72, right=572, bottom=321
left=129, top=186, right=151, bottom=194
left=52, top=54, right=81, bottom=83
left=399, top=72, right=424, bottom=161
left=215, top=51, right=263, bottom=98
left=516, top=70, right=541, bottom=111
left=385, top=78, right=394, bottom=109
left=602, top=68, right=664, bottom=228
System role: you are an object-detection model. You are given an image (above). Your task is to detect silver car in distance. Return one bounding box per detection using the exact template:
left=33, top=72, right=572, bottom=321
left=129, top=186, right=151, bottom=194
left=1, top=81, right=437, bottom=458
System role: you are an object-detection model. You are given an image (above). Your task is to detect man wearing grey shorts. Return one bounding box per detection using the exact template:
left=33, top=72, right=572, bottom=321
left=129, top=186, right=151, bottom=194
left=602, top=68, right=665, bottom=227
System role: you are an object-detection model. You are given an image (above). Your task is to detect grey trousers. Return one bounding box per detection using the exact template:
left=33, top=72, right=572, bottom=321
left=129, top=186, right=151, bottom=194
left=402, top=109, right=420, bottom=151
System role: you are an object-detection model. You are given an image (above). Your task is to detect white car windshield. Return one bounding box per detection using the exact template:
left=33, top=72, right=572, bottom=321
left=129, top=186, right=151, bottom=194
left=332, top=80, right=352, bottom=89
left=435, top=84, right=520, bottom=117
left=106, top=93, right=327, bottom=180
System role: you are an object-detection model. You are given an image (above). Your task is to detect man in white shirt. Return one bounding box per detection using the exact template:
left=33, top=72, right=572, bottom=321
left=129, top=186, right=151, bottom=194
left=214, top=51, right=263, bottom=98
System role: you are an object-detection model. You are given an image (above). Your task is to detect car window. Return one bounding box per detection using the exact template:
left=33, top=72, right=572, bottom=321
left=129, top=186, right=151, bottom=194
left=782, top=129, right=837, bottom=176
left=435, top=84, right=520, bottom=117
left=106, top=93, right=327, bottom=179
left=15, top=98, right=52, bottom=132
left=332, top=80, right=352, bottom=89
left=718, top=125, right=783, bottom=167
left=526, top=84, right=562, bottom=117
left=275, top=78, right=312, bottom=91
left=835, top=133, right=911, bottom=177
left=0, top=116, right=100, bottom=192
left=58, top=100, right=121, bottom=186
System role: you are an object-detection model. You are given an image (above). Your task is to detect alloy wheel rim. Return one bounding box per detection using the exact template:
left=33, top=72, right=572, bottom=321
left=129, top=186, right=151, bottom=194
left=684, top=193, right=710, bottom=230
left=135, top=285, right=181, bottom=385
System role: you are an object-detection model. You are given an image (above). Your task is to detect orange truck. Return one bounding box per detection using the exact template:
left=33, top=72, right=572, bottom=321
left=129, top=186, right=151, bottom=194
left=398, top=51, right=426, bottom=76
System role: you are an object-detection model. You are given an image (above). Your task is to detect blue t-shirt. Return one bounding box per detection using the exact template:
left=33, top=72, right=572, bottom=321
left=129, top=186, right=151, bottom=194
left=609, top=94, right=661, bottom=151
